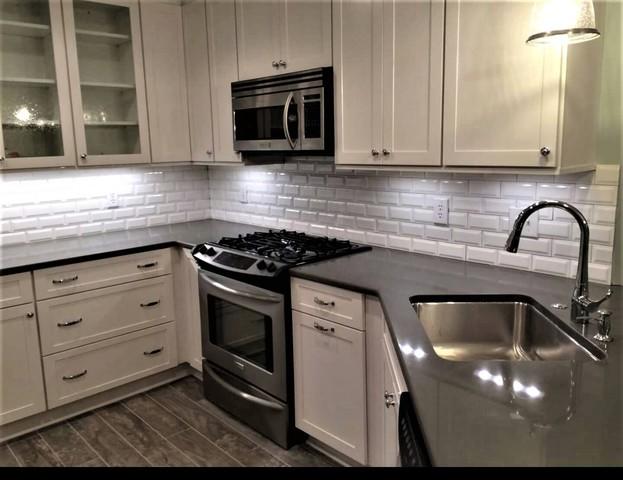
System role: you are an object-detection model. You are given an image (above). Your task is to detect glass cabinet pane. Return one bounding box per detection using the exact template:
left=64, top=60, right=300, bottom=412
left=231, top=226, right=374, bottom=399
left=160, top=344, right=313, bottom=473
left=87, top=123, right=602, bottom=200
left=0, top=0, right=65, bottom=158
left=72, top=0, right=140, bottom=155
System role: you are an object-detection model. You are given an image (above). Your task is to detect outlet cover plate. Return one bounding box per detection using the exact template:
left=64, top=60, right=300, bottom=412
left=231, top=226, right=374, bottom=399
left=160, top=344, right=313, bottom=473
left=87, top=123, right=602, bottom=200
left=434, top=198, right=449, bottom=225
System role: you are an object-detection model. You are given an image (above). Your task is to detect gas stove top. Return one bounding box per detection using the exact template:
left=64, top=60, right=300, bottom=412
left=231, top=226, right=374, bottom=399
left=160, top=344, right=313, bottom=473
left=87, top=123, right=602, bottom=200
left=191, top=229, right=370, bottom=283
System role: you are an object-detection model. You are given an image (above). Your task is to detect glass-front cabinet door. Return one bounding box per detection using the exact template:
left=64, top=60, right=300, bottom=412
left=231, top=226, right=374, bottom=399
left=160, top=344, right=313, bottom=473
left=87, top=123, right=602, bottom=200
left=62, top=0, right=150, bottom=165
left=0, top=0, right=76, bottom=169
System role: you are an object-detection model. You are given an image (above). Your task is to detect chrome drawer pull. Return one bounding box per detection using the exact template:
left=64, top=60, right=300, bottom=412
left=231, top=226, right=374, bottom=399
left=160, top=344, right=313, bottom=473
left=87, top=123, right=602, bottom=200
left=384, top=391, right=396, bottom=408
left=140, top=300, right=161, bottom=308
left=57, top=317, right=83, bottom=328
left=137, top=261, right=158, bottom=269
left=52, top=275, right=78, bottom=285
left=26, top=312, right=35, bottom=318
left=313, top=296, right=335, bottom=307
left=62, top=369, right=87, bottom=381
left=313, top=322, right=334, bottom=333
left=144, top=347, right=163, bottom=356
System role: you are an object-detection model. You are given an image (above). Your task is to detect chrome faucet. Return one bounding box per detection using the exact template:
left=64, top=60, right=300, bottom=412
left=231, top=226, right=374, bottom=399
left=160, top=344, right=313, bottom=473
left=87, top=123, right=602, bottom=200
left=505, top=200, right=612, bottom=324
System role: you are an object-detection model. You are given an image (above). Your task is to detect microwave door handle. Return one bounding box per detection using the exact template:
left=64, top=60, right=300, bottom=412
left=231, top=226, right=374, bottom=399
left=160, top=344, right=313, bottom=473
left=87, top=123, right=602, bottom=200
left=283, top=91, right=297, bottom=150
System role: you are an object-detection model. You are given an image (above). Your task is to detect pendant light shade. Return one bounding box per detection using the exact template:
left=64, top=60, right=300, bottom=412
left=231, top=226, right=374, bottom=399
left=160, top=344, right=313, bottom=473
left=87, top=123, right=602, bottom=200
left=527, top=0, right=600, bottom=45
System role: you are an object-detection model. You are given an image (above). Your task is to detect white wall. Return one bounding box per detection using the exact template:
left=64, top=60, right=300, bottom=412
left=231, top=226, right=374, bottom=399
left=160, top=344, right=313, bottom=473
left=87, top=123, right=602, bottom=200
left=0, top=165, right=210, bottom=245
left=209, top=160, right=620, bottom=285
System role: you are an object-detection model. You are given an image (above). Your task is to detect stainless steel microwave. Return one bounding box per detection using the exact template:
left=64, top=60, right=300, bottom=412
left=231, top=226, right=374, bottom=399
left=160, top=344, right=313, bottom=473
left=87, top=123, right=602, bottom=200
left=231, top=67, right=334, bottom=156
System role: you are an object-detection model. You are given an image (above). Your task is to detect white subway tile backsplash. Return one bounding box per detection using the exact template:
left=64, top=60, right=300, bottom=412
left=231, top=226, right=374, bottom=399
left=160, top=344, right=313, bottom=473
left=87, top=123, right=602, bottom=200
left=518, top=237, right=551, bottom=255
left=389, top=207, right=412, bottom=221
left=440, top=180, right=468, bottom=194
left=501, top=182, right=536, bottom=199
left=469, top=181, right=500, bottom=197
left=0, top=231, right=27, bottom=245
left=389, top=178, right=413, bottom=191
left=301, top=211, right=318, bottom=222
left=365, top=231, right=387, bottom=246
left=413, top=209, right=434, bottom=223
left=377, top=220, right=399, bottom=234
left=593, top=205, right=616, bottom=225
left=376, top=191, right=399, bottom=204
left=537, top=183, right=572, bottom=201
left=483, top=198, right=516, bottom=215
left=538, top=220, right=571, bottom=238
left=532, top=256, right=570, bottom=276
left=553, top=240, right=580, bottom=259
left=498, top=251, right=532, bottom=270
left=388, top=235, right=411, bottom=251
left=336, top=189, right=355, bottom=201
left=346, top=202, right=366, bottom=216
left=11, top=218, right=39, bottom=231
left=572, top=224, right=614, bottom=244
left=337, top=215, right=356, bottom=228
left=425, top=225, right=451, bottom=241
left=438, top=242, right=466, bottom=260
left=400, top=222, right=425, bottom=237
left=412, top=238, right=438, bottom=255
left=468, top=214, right=499, bottom=231
left=413, top=179, right=439, bottom=193
left=366, top=204, right=388, bottom=218
left=587, top=263, right=611, bottom=284
left=592, top=245, right=613, bottom=264
left=452, top=228, right=482, bottom=245
left=575, top=185, right=618, bottom=204
left=356, top=217, right=376, bottom=230
left=452, top=197, right=482, bottom=212
left=400, top=193, right=427, bottom=207
left=27, top=228, right=54, bottom=242
left=467, top=246, right=497, bottom=265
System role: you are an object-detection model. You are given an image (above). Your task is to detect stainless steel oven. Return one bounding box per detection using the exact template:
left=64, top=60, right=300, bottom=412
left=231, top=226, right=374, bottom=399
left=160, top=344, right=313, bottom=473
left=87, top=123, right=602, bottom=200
left=231, top=67, right=333, bottom=155
left=199, top=271, right=286, bottom=401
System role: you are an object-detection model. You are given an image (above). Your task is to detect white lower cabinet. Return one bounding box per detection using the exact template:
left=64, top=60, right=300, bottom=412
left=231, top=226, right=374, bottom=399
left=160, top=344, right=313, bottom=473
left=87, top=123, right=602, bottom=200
left=174, top=248, right=202, bottom=371
left=0, top=303, right=46, bottom=425
left=43, top=322, right=177, bottom=409
left=293, top=310, right=367, bottom=464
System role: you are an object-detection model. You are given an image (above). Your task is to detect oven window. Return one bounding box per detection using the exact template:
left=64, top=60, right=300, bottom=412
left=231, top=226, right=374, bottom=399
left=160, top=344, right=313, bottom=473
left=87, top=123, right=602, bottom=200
left=234, top=106, right=286, bottom=141
left=208, top=296, right=274, bottom=372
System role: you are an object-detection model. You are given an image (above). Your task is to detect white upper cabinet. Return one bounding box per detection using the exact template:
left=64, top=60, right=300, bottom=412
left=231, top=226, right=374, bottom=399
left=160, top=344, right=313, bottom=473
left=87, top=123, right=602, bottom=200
left=182, top=0, right=214, bottom=163
left=380, top=0, right=443, bottom=166
left=236, top=0, right=332, bottom=81
left=0, top=0, right=76, bottom=170
left=140, top=0, right=191, bottom=163
left=62, top=0, right=151, bottom=166
left=206, top=0, right=242, bottom=163
left=443, top=0, right=561, bottom=168
left=334, top=0, right=443, bottom=167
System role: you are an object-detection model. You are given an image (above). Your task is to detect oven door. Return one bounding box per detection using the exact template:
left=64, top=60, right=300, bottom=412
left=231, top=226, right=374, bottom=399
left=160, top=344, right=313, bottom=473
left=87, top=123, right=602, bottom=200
left=233, top=91, right=300, bottom=152
left=198, top=271, right=287, bottom=401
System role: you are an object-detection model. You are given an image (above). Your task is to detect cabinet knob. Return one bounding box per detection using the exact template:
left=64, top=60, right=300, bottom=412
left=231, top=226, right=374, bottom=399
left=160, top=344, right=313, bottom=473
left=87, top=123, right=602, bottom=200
left=206, top=150, right=212, bottom=155
left=80, top=153, right=87, bottom=160
left=382, top=149, right=390, bottom=156
left=272, top=60, right=279, bottom=67
left=371, top=149, right=379, bottom=156
left=0, top=156, right=5, bottom=162
left=540, top=147, right=551, bottom=157
left=278, top=59, right=287, bottom=67
left=26, top=312, right=34, bottom=318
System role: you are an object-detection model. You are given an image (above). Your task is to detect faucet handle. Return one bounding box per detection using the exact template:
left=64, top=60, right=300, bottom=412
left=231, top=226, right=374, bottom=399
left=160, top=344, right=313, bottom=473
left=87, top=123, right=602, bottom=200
left=577, top=288, right=613, bottom=312
left=594, top=309, right=614, bottom=343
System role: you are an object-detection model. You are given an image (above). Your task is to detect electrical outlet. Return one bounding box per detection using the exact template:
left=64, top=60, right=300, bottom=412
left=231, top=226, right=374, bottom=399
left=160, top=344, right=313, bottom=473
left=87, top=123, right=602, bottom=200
left=239, top=188, right=248, bottom=204
left=509, top=207, right=538, bottom=238
left=434, top=198, right=449, bottom=225
left=106, top=192, right=119, bottom=209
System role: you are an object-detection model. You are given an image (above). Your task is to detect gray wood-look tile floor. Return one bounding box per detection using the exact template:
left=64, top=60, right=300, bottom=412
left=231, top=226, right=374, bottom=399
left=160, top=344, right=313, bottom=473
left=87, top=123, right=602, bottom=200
left=0, top=376, right=338, bottom=467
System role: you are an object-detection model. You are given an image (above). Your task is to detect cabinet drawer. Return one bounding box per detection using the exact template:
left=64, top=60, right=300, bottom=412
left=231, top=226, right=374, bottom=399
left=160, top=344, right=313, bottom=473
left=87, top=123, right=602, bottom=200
left=291, top=278, right=365, bottom=330
left=34, top=249, right=172, bottom=300
left=43, top=322, right=177, bottom=409
left=38, top=275, right=175, bottom=355
left=0, top=272, right=34, bottom=309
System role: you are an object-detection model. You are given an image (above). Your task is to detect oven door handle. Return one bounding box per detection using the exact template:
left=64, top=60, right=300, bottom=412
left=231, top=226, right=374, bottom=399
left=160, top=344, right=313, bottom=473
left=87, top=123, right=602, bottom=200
left=202, top=274, right=282, bottom=303
left=283, top=91, right=297, bottom=150
left=204, top=363, right=284, bottom=411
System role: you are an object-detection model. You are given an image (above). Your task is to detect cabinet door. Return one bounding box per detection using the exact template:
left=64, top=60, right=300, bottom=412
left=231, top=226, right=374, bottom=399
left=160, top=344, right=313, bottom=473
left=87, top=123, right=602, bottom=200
left=381, top=328, right=405, bottom=466
left=293, top=310, right=367, bottom=464
left=443, top=0, right=561, bottom=167
left=333, top=0, right=383, bottom=166
left=182, top=0, right=214, bottom=163
left=235, top=0, right=283, bottom=80
left=174, top=249, right=202, bottom=371
left=0, top=303, right=46, bottom=425
left=206, top=0, right=241, bottom=163
left=0, top=0, right=76, bottom=169
left=381, top=0, right=443, bottom=166
left=140, top=0, right=191, bottom=163
left=62, top=0, right=151, bottom=166
left=281, top=0, right=332, bottom=74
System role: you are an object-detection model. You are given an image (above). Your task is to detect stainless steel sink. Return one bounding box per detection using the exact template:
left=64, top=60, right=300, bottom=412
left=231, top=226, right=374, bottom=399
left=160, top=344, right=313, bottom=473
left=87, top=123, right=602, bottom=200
left=410, top=295, right=605, bottom=362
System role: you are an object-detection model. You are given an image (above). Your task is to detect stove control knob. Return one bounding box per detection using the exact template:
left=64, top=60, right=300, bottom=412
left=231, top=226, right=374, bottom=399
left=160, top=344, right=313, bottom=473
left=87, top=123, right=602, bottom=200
left=206, top=247, right=217, bottom=256
left=256, top=260, right=267, bottom=270
left=267, top=262, right=277, bottom=273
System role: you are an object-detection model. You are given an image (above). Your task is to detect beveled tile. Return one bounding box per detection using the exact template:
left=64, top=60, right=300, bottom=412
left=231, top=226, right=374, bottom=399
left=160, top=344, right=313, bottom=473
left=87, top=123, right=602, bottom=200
left=9, top=434, right=63, bottom=467
left=39, top=422, right=97, bottom=467
left=69, top=413, right=149, bottom=467
left=167, top=429, right=240, bottom=467
left=97, top=404, right=194, bottom=467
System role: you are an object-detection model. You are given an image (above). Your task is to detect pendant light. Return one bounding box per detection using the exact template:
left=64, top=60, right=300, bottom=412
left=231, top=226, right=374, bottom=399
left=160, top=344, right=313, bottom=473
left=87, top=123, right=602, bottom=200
left=527, top=0, right=600, bottom=45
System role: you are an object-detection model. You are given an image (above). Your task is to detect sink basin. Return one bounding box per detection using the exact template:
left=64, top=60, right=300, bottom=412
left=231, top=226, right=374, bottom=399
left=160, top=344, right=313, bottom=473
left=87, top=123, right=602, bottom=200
left=410, top=295, right=604, bottom=362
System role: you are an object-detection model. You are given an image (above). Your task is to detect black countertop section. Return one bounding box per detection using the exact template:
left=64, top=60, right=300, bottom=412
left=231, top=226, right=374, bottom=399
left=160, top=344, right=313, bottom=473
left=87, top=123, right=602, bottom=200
left=0, top=220, right=263, bottom=275
left=2, top=220, right=622, bottom=465
left=290, top=247, right=623, bottom=466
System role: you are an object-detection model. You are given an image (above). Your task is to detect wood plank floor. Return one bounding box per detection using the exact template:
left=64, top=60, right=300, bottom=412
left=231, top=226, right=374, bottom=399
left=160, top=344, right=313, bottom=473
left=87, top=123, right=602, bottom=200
left=0, top=376, right=338, bottom=467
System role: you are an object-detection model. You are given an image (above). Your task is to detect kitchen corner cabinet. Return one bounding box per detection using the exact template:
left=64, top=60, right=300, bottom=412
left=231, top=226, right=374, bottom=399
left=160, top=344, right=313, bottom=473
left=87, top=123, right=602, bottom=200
left=333, top=0, right=443, bottom=167
left=62, top=0, right=151, bottom=166
left=235, top=0, right=332, bottom=81
left=140, top=0, right=191, bottom=163
left=0, top=0, right=76, bottom=170
left=0, top=302, right=46, bottom=426
left=443, top=0, right=604, bottom=170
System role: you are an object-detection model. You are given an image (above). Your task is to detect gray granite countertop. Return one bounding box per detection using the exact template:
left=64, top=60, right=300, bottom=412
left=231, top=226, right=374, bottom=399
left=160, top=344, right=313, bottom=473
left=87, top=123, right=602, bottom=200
left=290, top=247, right=623, bottom=466
left=0, top=220, right=262, bottom=275
left=2, top=220, right=621, bottom=466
